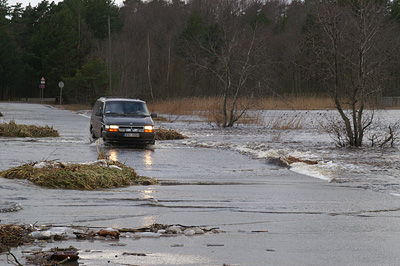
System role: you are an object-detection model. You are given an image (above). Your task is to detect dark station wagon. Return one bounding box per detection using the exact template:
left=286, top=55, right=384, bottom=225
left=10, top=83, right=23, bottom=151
left=90, top=97, right=157, bottom=145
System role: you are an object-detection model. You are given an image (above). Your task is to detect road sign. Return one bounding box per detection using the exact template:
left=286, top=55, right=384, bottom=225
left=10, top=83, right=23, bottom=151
left=40, top=84, right=45, bottom=89
left=41, top=77, right=45, bottom=84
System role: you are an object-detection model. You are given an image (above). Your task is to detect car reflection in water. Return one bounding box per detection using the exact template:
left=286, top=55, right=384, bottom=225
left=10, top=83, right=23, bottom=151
left=143, top=149, right=153, bottom=170
left=140, top=188, right=157, bottom=226
left=106, top=148, right=157, bottom=227
left=104, top=147, right=153, bottom=169
left=108, top=149, right=118, bottom=162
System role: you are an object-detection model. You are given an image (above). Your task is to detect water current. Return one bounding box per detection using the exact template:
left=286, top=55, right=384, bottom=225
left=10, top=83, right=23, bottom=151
left=160, top=109, right=400, bottom=195
left=1, top=103, right=400, bottom=266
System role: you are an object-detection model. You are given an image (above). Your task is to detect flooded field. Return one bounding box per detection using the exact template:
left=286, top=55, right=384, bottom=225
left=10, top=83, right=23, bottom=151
left=1, top=102, right=400, bottom=266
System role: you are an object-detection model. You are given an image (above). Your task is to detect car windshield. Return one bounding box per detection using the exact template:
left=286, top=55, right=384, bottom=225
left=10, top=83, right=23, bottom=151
left=104, top=101, right=150, bottom=116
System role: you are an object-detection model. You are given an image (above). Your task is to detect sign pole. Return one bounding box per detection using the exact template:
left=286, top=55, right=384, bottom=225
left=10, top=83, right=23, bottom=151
left=58, top=81, right=64, bottom=105
left=40, top=77, right=45, bottom=100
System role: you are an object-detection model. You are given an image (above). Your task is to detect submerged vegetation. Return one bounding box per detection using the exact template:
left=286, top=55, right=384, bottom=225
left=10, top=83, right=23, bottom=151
left=0, top=224, right=31, bottom=253
left=0, top=120, right=59, bottom=138
left=156, top=127, right=186, bottom=140
left=0, top=160, right=157, bottom=190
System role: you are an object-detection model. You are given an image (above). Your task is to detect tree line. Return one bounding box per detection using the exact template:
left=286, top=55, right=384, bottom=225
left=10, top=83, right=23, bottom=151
left=1, top=0, right=400, bottom=106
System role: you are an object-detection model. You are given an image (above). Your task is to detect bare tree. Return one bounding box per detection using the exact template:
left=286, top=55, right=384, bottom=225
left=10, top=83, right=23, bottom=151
left=180, top=1, right=272, bottom=127
left=302, top=0, right=398, bottom=147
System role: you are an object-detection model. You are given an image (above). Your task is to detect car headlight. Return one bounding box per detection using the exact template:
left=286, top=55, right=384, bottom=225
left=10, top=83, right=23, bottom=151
left=105, top=125, right=119, bottom=132
left=144, top=125, right=154, bottom=133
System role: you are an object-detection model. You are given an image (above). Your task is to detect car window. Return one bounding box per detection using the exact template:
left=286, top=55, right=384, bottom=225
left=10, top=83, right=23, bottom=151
left=104, top=101, right=150, bottom=116
left=93, top=101, right=103, bottom=116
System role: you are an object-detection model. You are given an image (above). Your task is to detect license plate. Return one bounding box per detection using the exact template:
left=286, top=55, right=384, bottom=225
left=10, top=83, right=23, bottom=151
left=124, top=133, right=140, bottom=137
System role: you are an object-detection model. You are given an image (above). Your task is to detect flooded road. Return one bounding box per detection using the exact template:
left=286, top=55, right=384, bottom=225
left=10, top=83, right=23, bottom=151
left=2, top=102, right=400, bottom=266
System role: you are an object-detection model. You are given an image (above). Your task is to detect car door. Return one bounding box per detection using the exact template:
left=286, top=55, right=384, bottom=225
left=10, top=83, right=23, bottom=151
left=91, top=101, right=104, bottom=138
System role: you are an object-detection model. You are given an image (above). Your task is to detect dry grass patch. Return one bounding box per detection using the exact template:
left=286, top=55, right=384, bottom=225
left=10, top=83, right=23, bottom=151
left=0, top=120, right=59, bottom=138
left=149, top=97, right=219, bottom=116
left=0, top=160, right=157, bottom=190
left=149, top=96, right=335, bottom=115
left=156, top=127, right=186, bottom=140
left=254, top=96, right=335, bottom=110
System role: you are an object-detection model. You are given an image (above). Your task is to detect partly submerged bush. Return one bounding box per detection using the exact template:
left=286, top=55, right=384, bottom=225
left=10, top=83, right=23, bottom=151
left=0, top=120, right=59, bottom=137
left=0, top=160, right=157, bottom=190
left=156, top=127, right=185, bottom=140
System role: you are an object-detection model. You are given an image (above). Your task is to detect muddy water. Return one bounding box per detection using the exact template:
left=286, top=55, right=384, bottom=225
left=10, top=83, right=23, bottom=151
left=2, top=103, right=400, bottom=266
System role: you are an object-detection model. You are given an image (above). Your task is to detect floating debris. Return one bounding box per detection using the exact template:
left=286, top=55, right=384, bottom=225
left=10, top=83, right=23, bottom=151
left=122, top=252, right=147, bottom=256
left=119, top=223, right=216, bottom=237
left=98, top=228, right=120, bottom=238
left=0, top=224, right=32, bottom=253
left=171, top=244, right=184, bottom=247
left=50, top=249, right=79, bottom=261
left=206, top=244, right=225, bottom=247
left=0, top=201, right=23, bottom=213
left=285, top=155, right=318, bottom=165
left=184, top=229, right=196, bottom=236
left=24, top=246, right=79, bottom=265
left=1, top=222, right=224, bottom=264
left=136, top=232, right=161, bottom=238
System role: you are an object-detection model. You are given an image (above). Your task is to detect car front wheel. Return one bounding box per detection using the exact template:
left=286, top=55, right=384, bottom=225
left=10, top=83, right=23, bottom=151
left=90, top=126, right=97, bottom=139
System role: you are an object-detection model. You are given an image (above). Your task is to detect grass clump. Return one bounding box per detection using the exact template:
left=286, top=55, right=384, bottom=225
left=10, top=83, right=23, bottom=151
left=0, top=160, right=157, bottom=190
left=0, top=120, right=59, bottom=138
left=156, top=127, right=186, bottom=140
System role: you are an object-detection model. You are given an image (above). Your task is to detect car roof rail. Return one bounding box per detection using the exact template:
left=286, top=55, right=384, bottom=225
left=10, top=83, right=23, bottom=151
left=100, top=96, right=145, bottom=102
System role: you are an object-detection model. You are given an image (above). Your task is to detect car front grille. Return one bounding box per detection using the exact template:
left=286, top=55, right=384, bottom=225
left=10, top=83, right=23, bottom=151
left=118, top=126, right=144, bottom=133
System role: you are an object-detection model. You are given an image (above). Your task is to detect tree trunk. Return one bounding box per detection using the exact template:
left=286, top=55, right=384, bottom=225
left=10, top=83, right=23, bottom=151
left=147, top=32, right=154, bottom=101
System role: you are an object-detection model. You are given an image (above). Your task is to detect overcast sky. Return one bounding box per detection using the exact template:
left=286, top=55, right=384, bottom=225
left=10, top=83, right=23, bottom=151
left=7, top=0, right=125, bottom=8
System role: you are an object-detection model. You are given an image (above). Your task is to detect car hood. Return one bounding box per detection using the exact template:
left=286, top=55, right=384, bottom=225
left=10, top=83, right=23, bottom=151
left=104, top=116, right=153, bottom=126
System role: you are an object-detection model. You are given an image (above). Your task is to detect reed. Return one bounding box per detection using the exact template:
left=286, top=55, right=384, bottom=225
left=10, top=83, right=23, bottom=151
left=265, top=112, right=307, bottom=130
left=253, top=96, right=336, bottom=110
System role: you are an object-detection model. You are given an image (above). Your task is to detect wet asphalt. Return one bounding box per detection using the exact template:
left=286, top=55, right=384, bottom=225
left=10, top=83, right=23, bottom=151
left=1, top=102, right=400, bottom=266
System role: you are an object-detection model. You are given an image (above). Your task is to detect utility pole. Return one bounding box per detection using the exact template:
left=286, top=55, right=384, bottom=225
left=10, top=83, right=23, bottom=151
left=108, top=15, right=112, bottom=92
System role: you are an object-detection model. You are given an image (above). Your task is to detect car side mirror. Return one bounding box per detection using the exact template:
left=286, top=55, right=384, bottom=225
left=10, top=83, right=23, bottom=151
left=151, top=113, right=157, bottom=118
left=95, top=110, right=102, bottom=116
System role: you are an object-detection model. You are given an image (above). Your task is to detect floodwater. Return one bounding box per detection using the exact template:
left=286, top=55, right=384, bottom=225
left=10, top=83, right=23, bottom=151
left=1, top=102, right=400, bottom=266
